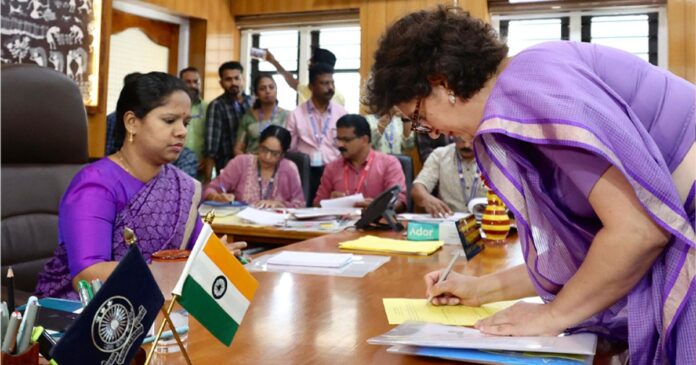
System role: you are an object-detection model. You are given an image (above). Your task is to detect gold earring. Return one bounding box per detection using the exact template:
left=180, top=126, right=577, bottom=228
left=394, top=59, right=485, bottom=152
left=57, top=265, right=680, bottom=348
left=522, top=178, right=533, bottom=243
left=129, top=132, right=134, bottom=143
left=448, top=90, right=456, bottom=105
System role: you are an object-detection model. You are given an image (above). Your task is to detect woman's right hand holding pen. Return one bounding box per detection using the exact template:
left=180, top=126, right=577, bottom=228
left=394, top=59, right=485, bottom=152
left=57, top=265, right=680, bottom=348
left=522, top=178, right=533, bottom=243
left=424, top=270, right=483, bottom=306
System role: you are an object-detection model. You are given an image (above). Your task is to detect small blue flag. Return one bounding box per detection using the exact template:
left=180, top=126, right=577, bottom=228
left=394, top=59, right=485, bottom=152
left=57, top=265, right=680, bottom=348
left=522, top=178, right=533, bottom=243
left=51, top=245, right=164, bottom=365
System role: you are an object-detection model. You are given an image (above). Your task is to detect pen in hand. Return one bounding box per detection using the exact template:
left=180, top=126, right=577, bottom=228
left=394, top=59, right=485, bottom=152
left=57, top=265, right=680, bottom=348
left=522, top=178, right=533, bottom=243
left=427, top=251, right=461, bottom=304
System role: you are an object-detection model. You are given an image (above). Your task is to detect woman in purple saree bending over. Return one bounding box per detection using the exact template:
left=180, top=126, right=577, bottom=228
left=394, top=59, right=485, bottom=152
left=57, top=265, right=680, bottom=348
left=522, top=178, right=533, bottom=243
left=36, top=72, right=246, bottom=300
left=366, top=6, right=694, bottom=364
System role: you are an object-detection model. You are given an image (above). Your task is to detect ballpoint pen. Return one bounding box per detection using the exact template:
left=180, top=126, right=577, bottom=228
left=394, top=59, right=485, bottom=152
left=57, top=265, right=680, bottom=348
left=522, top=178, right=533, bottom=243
left=427, top=251, right=461, bottom=303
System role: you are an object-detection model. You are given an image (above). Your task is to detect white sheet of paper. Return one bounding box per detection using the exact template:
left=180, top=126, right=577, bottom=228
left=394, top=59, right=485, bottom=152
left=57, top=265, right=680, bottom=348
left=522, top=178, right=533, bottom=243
left=287, top=207, right=360, bottom=219
left=368, top=322, right=597, bottom=356
left=320, top=193, right=365, bottom=208
left=236, top=207, right=288, bottom=226
left=267, top=251, right=353, bottom=268
left=438, top=221, right=462, bottom=245
left=398, top=212, right=472, bottom=223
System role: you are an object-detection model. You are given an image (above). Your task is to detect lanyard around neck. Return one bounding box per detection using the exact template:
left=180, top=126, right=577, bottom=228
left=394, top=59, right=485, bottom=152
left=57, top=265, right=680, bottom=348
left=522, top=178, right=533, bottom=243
left=257, top=159, right=279, bottom=201
left=456, top=151, right=480, bottom=204
left=384, top=121, right=395, bottom=152
left=258, top=105, right=278, bottom=133
left=307, top=102, right=331, bottom=145
left=343, top=152, right=375, bottom=195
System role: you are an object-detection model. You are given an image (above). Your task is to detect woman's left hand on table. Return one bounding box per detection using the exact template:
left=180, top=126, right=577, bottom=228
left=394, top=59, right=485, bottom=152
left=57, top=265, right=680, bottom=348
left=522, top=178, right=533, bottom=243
left=475, top=302, right=567, bottom=337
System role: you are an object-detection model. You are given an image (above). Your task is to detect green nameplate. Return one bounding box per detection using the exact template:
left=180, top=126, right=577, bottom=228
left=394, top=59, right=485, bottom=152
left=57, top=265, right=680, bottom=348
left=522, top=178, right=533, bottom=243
left=407, top=221, right=439, bottom=241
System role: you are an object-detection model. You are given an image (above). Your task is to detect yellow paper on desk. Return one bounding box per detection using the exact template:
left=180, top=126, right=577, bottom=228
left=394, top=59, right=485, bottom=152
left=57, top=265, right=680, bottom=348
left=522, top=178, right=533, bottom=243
left=382, top=298, right=516, bottom=326
left=338, top=235, right=443, bottom=255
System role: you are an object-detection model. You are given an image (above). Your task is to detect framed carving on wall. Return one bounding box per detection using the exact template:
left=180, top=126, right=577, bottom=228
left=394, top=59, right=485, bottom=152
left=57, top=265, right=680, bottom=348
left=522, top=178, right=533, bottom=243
left=1, top=0, right=104, bottom=112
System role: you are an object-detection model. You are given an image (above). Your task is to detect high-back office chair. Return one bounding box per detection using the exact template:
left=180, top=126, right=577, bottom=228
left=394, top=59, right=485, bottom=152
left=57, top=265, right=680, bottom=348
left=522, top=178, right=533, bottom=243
left=1, top=64, right=89, bottom=298
left=391, top=154, right=414, bottom=212
left=285, top=151, right=311, bottom=207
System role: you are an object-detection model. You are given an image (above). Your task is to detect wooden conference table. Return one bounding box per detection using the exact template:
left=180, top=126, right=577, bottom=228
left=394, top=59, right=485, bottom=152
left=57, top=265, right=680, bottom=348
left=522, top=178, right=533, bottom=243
left=149, top=228, right=523, bottom=364
left=211, top=215, right=328, bottom=245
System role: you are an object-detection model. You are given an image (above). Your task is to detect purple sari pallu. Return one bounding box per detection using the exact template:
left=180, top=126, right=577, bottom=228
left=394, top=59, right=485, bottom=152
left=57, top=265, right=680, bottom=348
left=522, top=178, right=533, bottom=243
left=35, top=164, right=195, bottom=300
left=474, top=42, right=695, bottom=364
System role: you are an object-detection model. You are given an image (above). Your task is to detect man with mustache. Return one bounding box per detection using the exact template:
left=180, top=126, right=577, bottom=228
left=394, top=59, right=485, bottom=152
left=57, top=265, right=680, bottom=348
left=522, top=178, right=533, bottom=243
left=203, top=61, right=252, bottom=182
left=286, top=62, right=347, bottom=203
left=313, top=114, right=407, bottom=212
left=180, top=67, right=207, bottom=179
left=412, top=136, right=487, bottom=217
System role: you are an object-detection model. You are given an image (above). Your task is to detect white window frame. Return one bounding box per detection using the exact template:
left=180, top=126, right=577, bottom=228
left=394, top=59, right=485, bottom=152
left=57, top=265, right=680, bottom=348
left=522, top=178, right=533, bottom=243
left=491, top=6, right=667, bottom=68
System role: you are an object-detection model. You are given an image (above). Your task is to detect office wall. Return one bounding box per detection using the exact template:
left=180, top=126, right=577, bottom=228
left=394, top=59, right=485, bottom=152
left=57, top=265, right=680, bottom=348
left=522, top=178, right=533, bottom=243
left=88, top=0, right=237, bottom=157
left=230, top=0, right=489, bottom=85
left=667, top=0, right=695, bottom=82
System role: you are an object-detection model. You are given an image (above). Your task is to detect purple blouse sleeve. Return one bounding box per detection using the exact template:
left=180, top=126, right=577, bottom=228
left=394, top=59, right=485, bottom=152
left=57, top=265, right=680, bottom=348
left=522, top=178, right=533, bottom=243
left=537, top=145, right=612, bottom=217
left=60, top=169, right=119, bottom=278
left=186, top=217, right=204, bottom=250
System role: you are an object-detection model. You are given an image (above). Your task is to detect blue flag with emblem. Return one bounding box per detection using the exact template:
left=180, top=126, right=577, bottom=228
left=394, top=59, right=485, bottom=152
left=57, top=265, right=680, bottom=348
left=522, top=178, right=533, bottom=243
left=50, top=245, right=164, bottom=365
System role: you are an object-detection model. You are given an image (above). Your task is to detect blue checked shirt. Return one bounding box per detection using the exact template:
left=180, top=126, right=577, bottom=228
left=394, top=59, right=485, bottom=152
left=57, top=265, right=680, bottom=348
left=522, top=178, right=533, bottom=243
left=105, top=112, right=120, bottom=155
left=172, top=146, right=199, bottom=178
left=204, top=93, right=252, bottom=172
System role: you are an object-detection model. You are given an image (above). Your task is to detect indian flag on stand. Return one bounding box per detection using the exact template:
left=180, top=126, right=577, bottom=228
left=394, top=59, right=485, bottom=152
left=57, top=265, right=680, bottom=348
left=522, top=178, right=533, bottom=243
left=172, top=224, right=258, bottom=346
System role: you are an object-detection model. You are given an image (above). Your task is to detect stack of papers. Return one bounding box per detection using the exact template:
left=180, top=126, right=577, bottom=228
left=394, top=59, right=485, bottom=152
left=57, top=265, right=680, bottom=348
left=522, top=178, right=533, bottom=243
left=287, top=207, right=360, bottom=220
left=338, top=235, right=443, bottom=255
left=236, top=207, right=288, bottom=226
left=382, top=298, right=516, bottom=326
left=368, top=322, right=597, bottom=364
left=320, top=193, right=364, bottom=208
left=266, top=251, right=353, bottom=268
left=398, top=212, right=472, bottom=223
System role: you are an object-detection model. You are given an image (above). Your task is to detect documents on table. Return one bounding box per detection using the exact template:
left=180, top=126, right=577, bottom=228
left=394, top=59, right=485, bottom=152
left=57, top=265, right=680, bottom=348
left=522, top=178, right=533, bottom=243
left=247, top=251, right=390, bottom=278
left=235, top=207, right=288, bottom=225
left=266, top=251, right=353, bottom=268
left=368, top=322, right=597, bottom=356
left=287, top=207, right=360, bottom=220
left=397, top=212, right=472, bottom=223
left=386, top=344, right=592, bottom=364
left=382, top=298, right=516, bottom=326
left=320, top=193, right=364, bottom=208
left=338, top=235, right=443, bottom=255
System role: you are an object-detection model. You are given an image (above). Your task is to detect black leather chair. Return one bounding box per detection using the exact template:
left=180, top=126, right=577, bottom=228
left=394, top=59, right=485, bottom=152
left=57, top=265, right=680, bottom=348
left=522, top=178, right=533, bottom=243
left=284, top=151, right=311, bottom=207
left=1, top=64, right=88, bottom=300
left=391, top=154, right=414, bottom=212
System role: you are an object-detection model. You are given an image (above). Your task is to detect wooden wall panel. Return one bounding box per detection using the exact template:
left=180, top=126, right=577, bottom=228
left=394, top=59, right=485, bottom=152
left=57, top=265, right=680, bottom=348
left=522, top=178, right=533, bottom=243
left=667, top=0, right=695, bottom=83
left=87, top=0, right=236, bottom=157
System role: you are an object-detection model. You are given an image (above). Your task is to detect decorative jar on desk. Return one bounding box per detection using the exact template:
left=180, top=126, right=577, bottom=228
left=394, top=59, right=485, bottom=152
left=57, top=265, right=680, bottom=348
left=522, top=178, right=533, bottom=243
left=480, top=187, right=511, bottom=246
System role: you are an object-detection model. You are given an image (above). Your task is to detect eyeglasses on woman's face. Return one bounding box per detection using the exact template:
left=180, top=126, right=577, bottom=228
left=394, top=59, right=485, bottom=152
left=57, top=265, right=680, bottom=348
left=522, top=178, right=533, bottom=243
left=400, top=97, right=433, bottom=134
left=258, top=145, right=282, bottom=158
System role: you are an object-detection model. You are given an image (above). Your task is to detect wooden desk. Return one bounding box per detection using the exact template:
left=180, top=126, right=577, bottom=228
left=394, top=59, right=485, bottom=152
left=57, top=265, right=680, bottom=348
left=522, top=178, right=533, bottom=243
left=210, top=215, right=328, bottom=245
left=150, top=230, right=523, bottom=364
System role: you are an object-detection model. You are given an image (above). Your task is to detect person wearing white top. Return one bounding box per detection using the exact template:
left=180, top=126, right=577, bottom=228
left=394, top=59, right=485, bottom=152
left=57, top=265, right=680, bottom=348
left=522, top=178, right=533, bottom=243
left=412, top=137, right=486, bottom=216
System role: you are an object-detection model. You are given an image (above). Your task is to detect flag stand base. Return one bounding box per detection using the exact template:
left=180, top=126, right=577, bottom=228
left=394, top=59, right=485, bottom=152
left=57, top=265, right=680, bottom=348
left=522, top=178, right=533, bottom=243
left=144, top=295, right=192, bottom=365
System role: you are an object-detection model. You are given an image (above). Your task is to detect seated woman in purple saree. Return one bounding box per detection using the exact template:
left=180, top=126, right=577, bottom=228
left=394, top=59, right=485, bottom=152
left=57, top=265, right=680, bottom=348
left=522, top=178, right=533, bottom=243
left=366, top=7, right=694, bottom=364
left=35, top=160, right=202, bottom=300
left=36, top=72, right=245, bottom=300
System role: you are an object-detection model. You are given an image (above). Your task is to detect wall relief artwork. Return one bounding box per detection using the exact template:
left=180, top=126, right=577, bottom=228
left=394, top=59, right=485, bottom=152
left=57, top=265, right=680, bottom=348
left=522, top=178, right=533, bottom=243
left=1, top=0, right=103, bottom=109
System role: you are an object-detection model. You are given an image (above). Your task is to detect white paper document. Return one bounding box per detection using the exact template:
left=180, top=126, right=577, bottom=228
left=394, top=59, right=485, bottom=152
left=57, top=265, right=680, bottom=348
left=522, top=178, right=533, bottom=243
left=287, top=207, right=360, bottom=219
left=236, top=207, right=288, bottom=226
left=398, top=212, right=472, bottom=223
left=368, top=322, right=597, bottom=355
left=320, top=193, right=365, bottom=208
left=266, top=251, right=353, bottom=268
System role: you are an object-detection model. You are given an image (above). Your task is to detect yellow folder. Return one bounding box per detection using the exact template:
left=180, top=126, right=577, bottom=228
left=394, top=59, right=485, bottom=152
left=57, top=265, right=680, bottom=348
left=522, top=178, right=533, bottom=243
left=338, top=235, right=443, bottom=255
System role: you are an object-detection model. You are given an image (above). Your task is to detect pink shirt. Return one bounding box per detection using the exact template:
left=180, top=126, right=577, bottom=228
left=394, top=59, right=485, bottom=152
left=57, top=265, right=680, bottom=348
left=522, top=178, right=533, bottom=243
left=286, top=100, right=347, bottom=165
left=313, top=150, right=407, bottom=206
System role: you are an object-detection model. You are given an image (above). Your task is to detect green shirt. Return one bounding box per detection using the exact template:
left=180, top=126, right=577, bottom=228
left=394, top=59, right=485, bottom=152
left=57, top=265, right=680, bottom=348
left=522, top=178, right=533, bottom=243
left=185, top=100, right=207, bottom=160
left=236, top=107, right=289, bottom=153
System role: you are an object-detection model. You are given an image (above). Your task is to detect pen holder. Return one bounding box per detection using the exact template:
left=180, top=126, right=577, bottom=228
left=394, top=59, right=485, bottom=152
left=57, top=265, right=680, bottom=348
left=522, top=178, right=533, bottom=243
left=1, top=342, right=39, bottom=365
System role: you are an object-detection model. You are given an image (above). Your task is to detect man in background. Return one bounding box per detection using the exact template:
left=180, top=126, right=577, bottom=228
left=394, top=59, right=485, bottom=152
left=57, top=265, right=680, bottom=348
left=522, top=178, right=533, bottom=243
left=412, top=137, right=486, bottom=217
left=179, top=67, right=207, bottom=179
left=314, top=114, right=406, bottom=212
left=264, top=47, right=346, bottom=106
left=286, top=62, right=347, bottom=203
left=104, top=72, right=141, bottom=155
left=203, top=61, right=252, bottom=182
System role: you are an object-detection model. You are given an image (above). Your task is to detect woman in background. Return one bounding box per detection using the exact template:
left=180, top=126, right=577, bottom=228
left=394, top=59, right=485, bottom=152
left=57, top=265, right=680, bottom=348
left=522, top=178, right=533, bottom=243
left=206, top=125, right=305, bottom=209
left=35, top=72, right=245, bottom=299
left=235, top=73, right=289, bottom=155
left=366, top=6, right=694, bottom=364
